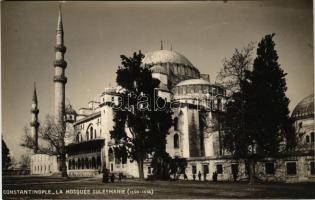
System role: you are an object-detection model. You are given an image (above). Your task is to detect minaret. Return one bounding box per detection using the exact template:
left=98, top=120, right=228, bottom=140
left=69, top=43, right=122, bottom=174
left=30, top=82, right=39, bottom=153
left=53, top=5, right=67, bottom=126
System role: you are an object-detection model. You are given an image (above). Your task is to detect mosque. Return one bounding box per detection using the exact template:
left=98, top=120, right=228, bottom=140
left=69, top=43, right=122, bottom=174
left=30, top=8, right=314, bottom=182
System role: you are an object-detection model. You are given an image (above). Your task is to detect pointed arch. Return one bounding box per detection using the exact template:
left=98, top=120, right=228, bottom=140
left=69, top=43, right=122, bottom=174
left=90, top=126, right=93, bottom=140
left=92, top=157, right=96, bottom=169
left=86, top=123, right=93, bottom=140
left=174, top=133, right=179, bottom=148
left=306, top=135, right=310, bottom=143
left=174, top=117, right=179, bottom=131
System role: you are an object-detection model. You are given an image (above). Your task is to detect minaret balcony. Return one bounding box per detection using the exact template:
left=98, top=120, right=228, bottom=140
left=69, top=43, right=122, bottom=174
left=54, top=60, right=67, bottom=68
left=30, top=108, right=39, bottom=114
left=55, top=45, right=67, bottom=53
left=54, top=75, right=67, bottom=84
left=30, top=121, right=40, bottom=127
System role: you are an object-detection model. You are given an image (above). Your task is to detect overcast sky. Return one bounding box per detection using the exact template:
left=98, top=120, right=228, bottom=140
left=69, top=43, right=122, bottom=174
left=2, top=1, right=313, bottom=161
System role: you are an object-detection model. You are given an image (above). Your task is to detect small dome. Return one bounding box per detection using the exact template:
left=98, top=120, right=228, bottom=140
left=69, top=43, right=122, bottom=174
left=65, top=104, right=77, bottom=115
left=292, top=94, right=314, bottom=119
left=143, top=50, right=194, bottom=66
left=104, top=87, right=117, bottom=94
left=150, top=65, right=168, bottom=75
left=176, top=78, right=211, bottom=87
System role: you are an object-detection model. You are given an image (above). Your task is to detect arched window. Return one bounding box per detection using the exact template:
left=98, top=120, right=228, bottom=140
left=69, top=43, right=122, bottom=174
left=78, top=159, right=81, bottom=169
left=97, top=156, right=101, bottom=169
left=86, top=131, right=89, bottom=141
left=108, top=148, right=114, bottom=162
left=94, top=130, right=97, bottom=139
left=217, top=98, right=222, bottom=111
left=89, top=159, right=92, bottom=169
left=85, top=158, right=89, bottom=169
left=174, top=117, right=179, bottom=131
left=92, top=157, right=96, bottom=169
left=306, top=135, right=310, bottom=143
left=311, top=132, right=314, bottom=143
left=76, top=133, right=80, bottom=142
left=71, top=160, right=74, bottom=170
left=174, top=134, right=179, bottom=148
left=90, top=127, right=93, bottom=140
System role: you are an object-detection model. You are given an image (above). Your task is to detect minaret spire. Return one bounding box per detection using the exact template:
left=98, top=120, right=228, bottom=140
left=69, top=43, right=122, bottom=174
left=30, top=82, right=39, bottom=153
left=170, top=43, right=173, bottom=51
left=54, top=5, right=67, bottom=126
left=32, top=82, right=38, bottom=104
left=160, top=40, right=163, bottom=50
left=57, top=4, right=63, bottom=32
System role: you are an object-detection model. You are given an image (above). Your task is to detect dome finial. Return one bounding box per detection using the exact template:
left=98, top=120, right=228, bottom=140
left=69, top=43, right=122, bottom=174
left=160, top=40, right=163, bottom=50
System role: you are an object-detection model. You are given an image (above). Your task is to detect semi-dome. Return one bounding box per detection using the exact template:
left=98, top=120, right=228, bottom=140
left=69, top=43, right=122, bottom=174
left=143, top=50, right=194, bottom=66
left=176, top=78, right=211, bottom=87
left=292, top=94, right=314, bottom=119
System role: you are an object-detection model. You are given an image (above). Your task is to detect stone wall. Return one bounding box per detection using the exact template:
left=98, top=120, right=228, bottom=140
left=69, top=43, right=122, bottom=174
left=166, top=156, right=315, bottom=183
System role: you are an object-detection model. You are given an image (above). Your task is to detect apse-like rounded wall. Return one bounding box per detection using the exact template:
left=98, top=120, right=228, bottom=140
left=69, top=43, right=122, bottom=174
left=174, top=84, right=225, bottom=96
left=173, top=79, right=226, bottom=111
left=174, top=79, right=225, bottom=98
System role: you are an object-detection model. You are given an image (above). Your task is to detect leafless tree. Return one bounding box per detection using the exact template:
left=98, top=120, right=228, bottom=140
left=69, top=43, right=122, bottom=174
left=19, top=154, right=31, bottom=170
left=20, top=115, right=73, bottom=177
left=216, top=43, right=255, bottom=95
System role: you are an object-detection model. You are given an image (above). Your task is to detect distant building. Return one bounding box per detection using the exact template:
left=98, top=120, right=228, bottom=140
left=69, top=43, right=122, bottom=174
left=30, top=154, right=58, bottom=175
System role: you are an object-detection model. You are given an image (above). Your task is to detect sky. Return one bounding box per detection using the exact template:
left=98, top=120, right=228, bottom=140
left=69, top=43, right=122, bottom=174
left=2, top=1, right=313, bottom=161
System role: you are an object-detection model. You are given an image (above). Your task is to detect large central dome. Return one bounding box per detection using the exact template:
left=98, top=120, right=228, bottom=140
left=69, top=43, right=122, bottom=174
left=142, top=49, right=194, bottom=66
left=142, top=49, right=200, bottom=89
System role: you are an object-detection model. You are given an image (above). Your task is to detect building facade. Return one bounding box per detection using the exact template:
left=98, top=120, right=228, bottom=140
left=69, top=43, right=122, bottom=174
left=31, top=8, right=314, bottom=182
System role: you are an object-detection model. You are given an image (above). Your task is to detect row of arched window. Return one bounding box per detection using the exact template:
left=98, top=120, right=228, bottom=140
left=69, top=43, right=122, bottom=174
left=33, top=165, right=50, bottom=173
left=175, top=85, right=224, bottom=96
left=76, top=125, right=102, bottom=142
left=68, top=156, right=101, bottom=170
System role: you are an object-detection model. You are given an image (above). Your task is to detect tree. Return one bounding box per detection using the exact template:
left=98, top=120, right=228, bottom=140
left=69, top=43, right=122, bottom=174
left=169, top=156, right=187, bottom=180
left=216, top=43, right=254, bottom=94
left=110, top=51, right=172, bottom=179
left=21, top=115, right=71, bottom=177
left=247, top=34, right=295, bottom=175
left=2, top=139, right=11, bottom=170
left=20, top=154, right=31, bottom=170
left=222, top=34, right=295, bottom=184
